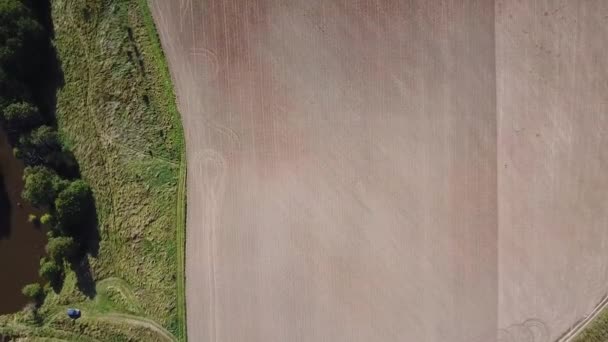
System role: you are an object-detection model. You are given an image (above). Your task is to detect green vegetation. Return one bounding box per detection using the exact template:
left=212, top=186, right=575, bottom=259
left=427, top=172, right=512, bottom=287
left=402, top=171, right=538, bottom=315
left=55, top=179, right=92, bottom=231
left=22, top=166, right=65, bottom=207
left=3, top=102, right=43, bottom=131
left=38, top=258, right=61, bottom=284
left=572, top=301, right=608, bottom=342
left=46, top=236, right=76, bottom=261
left=0, top=0, right=94, bottom=304
left=0, top=0, right=186, bottom=340
left=39, top=213, right=53, bottom=225
left=21, top=283, right=44, bottom=304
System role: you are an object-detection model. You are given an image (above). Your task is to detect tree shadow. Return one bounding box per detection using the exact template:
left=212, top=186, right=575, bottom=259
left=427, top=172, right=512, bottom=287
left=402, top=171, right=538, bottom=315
left=24, top=0, right=65, bottom=128
left=0, top=174, right=11, bottom=239
left=26, top=0, right=98, bottom=299
left=70, top=254, right=96, bottom=298
left=49, top=270, right=65, bottom=294
left=69, top=193, right=99, bottom=298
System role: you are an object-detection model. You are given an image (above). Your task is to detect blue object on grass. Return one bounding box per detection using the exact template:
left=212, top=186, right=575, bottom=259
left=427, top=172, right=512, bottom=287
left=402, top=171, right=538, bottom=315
left=67, top=308, right=81, bottom=319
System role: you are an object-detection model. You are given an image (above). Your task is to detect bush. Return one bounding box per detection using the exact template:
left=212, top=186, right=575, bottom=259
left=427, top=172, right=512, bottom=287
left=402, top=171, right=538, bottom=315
left=22, top=166, right=67, bottom=207
left=46, top=236, right=75, bottom=261
left=39, top=258, right=61, bottom=282
left=55, top=179, right=92, bottom=230
left=27, top=213, right=37, bottom=223
left=24, top=126, right=58, bottom=148
left=18, top=125, right=61, bottom=164
left=40, top=213, right=53, bottom=225
left=2, top=101, right=43, bottom=130
left=17, top=126, right=80, bottom=176
left=19, top=126, right=74, bottom=168
left=0, top=0, right=44, bottom=75
left=21, top=283, right=44, bottom=302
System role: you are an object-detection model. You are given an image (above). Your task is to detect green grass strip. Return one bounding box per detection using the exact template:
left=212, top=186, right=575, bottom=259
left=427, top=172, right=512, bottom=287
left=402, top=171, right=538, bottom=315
left=138, top=1, right=187, bottom=340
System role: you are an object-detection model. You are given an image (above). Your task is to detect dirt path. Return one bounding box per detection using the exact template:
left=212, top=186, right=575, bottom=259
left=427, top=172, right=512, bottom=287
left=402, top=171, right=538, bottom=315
left=89, top=313, right=176, bottom=342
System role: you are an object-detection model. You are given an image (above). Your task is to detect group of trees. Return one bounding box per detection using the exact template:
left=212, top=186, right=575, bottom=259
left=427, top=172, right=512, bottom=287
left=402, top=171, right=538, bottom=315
left=0, top=0, right=93, bottom=305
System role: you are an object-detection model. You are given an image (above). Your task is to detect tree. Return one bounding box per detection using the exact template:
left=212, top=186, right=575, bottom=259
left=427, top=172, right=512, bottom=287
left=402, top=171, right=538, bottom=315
left=2, top=101, right=43, bottom=130
left=40, top=213, right=53, bottom=225
left=39, top=258, right=60, bottom=282
left=19, top=125, right=59, bottom=151
left=0, top=68, right=28, bottom=108
left=55, top=180, right=92, bottom=230
left=21, top=283, right=44, bottom=303
left=18, top=125, right=61, bottom=165
left=0, top=0, right=44, bottom=74
left=46, top=236, right=75, bottom=261
left=22, top=166, right=67, bottom=207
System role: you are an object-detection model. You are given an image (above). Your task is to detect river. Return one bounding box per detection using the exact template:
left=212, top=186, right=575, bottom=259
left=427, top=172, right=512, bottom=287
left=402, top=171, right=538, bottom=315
left=0, top=129, right=46, bottom=314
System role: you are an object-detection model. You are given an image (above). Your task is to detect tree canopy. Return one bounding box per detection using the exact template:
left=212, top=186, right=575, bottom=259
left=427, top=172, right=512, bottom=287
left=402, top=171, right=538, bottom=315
left=0, top=0, right=43, bottom=76
left=55, top=179, right=92, bottom=230
left=2, top=101, right=43, bottom=130
left=22, top=165, right=66, bottom=207
left=46, top=236, right=76, bottom=261
left=39, top=258, right=60, bottom=282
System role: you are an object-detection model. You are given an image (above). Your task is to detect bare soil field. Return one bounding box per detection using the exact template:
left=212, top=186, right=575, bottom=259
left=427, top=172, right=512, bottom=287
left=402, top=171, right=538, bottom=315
left=150, top=0, right=608, bottom=341
left=497, top=1, right=608, bottom=341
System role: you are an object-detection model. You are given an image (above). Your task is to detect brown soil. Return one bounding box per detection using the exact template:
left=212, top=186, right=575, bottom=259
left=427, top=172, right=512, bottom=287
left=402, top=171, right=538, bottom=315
left=150, top=1, right=608, bottom=341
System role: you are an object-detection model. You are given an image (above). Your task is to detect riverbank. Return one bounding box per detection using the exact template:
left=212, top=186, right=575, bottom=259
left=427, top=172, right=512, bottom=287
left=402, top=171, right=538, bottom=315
left=0, top=0, right=185, bottom=340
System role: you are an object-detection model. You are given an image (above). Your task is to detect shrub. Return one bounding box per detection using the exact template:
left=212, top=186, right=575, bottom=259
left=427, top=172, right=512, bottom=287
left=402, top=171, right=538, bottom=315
left=22, top=166, right=67, bottom=207
left=40, top=213, right=53, bottom=225
left=39, top=258, right=61, bottom=282
left=21, top=283, right=44, bottom=302
left=55, top=179, right=92, bottom=230
left=46, top=236, right=76, bottom=261
left=25, top=126, right=59, bottom=148
left=2, top=101, right=43, bottom=130
left=0, top=0, right=44, bottom=76
left=18, top=125, right=61, bottom=164
left=27, top=213, right=37, bottom=223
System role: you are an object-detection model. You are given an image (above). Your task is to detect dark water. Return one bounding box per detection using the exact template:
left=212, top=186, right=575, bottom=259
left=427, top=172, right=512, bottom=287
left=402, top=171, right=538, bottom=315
left=0, top=129, right=46, bottom=314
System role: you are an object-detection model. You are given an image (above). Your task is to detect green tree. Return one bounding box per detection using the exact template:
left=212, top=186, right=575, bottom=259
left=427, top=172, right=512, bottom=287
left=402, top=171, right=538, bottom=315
left=46, top=236, right=76, bottom=261
left=22, top=166, right=67, bottom=207
left=18, top=125, right=61, bottom=165
left=40, top=213, right=53, bottom=225
left=20, top=125, right=59, bottom=151
left=39, top=258, right=60, bottom=282
left=2, top=101, right=42, bottom=130
left=21, top=283, right=43, bottom=302
left=55, top=180, right=92, bottom=229
left=0, top=0, right=44, bottom=72
left=0, top=68, right=27, bottom=109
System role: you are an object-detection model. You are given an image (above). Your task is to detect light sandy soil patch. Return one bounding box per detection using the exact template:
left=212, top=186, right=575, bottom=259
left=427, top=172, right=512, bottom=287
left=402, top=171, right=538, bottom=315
left=150, top=1, right=496, bottom=341
left=497, top=1, right=608, bottom=341
left=150, top=0, right=608, bottom=341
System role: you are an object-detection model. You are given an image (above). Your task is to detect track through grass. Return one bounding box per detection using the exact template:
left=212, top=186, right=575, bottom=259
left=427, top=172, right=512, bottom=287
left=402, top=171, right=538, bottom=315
left=1, top=0, right=186, bottom=340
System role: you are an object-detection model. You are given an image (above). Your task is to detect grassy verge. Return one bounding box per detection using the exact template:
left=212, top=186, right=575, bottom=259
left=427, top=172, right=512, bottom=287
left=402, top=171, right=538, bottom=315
left=572, top=302, right=608, bottom=342
left=1, top=0, right=186, bottom=340
left=137, top=0, right=188, bottom=338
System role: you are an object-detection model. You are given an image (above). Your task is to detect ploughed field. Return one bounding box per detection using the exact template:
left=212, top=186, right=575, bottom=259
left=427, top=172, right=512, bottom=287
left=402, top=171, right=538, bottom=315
left=150, top=1, right=608, bottom=341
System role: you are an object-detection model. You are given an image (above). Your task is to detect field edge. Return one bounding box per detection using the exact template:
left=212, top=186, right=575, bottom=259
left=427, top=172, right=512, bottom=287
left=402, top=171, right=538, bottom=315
left=138, top=1, right=188, bottom=340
